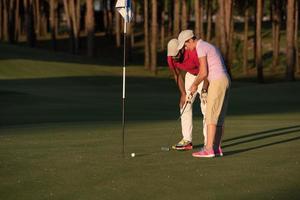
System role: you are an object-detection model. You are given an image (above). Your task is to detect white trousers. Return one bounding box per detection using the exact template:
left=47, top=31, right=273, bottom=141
left=180, top=72, right=207, bottom=145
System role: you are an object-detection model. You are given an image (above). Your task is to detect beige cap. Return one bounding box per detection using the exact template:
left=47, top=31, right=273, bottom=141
left=177, top=30, right=194, bottom=50
left=167, top=39, right=179, bottom=56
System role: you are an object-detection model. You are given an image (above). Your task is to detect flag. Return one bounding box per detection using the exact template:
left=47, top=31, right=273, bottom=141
left=115, top=0, right=132, bottom=23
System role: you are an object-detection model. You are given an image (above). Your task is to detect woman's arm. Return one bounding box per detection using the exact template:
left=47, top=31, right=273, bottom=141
left=189, top=56, right=208, bottom=94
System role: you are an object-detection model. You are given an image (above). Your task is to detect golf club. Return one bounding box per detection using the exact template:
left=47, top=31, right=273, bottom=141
left=161, top=94, right=193, bottom=151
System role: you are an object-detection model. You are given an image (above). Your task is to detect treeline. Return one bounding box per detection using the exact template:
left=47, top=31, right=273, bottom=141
left=0, top=0, right=299, bottom=81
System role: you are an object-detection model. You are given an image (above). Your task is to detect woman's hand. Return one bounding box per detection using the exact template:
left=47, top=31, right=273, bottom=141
left=189, top=83, right=198, bottom=95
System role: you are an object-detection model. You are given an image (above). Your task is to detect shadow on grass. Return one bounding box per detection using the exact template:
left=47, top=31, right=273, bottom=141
left=223, top=125, right=300, bottom=156
left=0, top=76, right=300, bottom=127
left=224, top=136, right=300, bottom=156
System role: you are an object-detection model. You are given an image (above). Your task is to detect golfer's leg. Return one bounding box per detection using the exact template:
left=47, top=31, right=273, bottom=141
left=214, top=126, right=224, bottom=147
left=180, top=102, right=193, bottom=141
left=198, top=82, right=207, bottom=145
left=206, top=124, right=217, bottom=149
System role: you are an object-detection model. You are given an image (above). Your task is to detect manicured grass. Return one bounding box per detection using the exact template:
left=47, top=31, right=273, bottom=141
left=0, top=44, right=300, bottom=199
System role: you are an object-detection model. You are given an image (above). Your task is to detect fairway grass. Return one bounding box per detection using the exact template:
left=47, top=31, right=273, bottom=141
left=0, top=115, right=299, bottom=200
left=0, top=44, right=300, bottom=199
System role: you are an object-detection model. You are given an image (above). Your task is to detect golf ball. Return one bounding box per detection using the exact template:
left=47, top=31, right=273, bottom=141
left=131, top=153, right=135, bottom=157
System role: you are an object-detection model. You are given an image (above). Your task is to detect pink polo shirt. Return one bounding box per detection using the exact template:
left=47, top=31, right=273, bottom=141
left=196, top=39, right=227, bottom=80
left=167, top=49, right=199, bottom=75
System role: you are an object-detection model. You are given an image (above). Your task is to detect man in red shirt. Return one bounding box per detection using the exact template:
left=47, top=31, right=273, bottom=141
left=167, top=39, right=208, bottom=150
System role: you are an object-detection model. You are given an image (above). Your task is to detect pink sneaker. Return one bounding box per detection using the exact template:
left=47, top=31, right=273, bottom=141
left=192, top=148, right=215, bottom=158
left=214, top=146, right=223, bottom=157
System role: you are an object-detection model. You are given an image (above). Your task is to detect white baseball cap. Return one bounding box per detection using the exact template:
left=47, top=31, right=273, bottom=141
left=177, top=30, right=194, bottom=50
left=167, top=39, right=179, bottom=56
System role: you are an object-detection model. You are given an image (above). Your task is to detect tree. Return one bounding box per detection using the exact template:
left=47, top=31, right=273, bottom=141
left=34, top=0, right=41, bottom=37
left=144, top=0, right=150, bottom=69
left=86, top=0, right=94, bottom=57
left=181, top=0, right=187, bottom=30
left=150, top=0, right=157, bottom=74
left=103, top=0, right=114, bottom=36
left=286, top=0, right=296, bottom=81
left=0, top=0, right=2, bottom=40
left=271, top=0, right=282, bottom=71
left=243, top=0, right=250, bottom=75
left=14, top=0, right=20, bottom=42
left=24, top=0, right=36, bottom=47
left=256, top=0, right=264, bottom=83
left=63, top=0, right=81, bottom=54
left=2, top=0, right=8, bottom=41
left=195, top=0, right=203, bottom=38
left=115, top=5, right=121, bottom=47
left=206, top=0, right=212, bottom=41
left=50, top=0, right=58, bottom=50
left=218, top=0, right=232, bottom=77
left=173, top=0, right=180, bottom=35
left=8, top=0, right=16, bottom=43
left=295, top=0, right=299, bottom=74
left=130, top=0, right=136, bottom=48
left=225, top=0, right=233, bottom=73
left=160, top=0, right=167, bottom=50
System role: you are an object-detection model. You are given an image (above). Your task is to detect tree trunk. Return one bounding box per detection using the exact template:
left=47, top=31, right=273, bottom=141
left=195, top=0, right=200, bottom=38
left=206, top=0, right=212, bottom=41
left=107, top=3, right=113, bottom=35
left=150, top=0, right=157, bottom=74
left=256, top=0, right=264, bottom=83
left=181, top=0, right=187, bottom=30
left=173, top=0, right=180, bottom=35
left=295, top=0, right=299, bottom=74
left=63, top=0, right=72, bottom=52
left=86, top=0, right=94, bottom=57
left=103, top=0, right=108, bottom=32
left=14, top=0, right=20, bottom=41
left=8, top=0, right=16, bottom=43
left=160, top=0, right=167, bottom=50
left=70, top=0, right=79, bottom=54
left=2, top=0, right=8, bottom=41
left=34, top=0, right=40, bottom=37
left=271, top=0, right=281, bottom=71
left=130, top=0, right=135, bottom=48
left=144, top=0, right=150, bottom=69
left=243, top=2, right=249, bottom=75
left=215, top=6, right=221, bottom=47
left=115, top=7, right=121, bottom=47
left=24, top=0, right=36, bottom=47
left=50, top=0, right=57, bottom=50
left=224, top=0, right=233, bottom=77
left=195, top=0, right=204, bottom=38
left=218, top=0, right=226, bottom=57
left=0, top=0, right=2, bottom=40
left=167, top=2, right=172, bottom=36
left=127, top=19, right=133, bottom=61
left=286, top=0, right=295, bottom=81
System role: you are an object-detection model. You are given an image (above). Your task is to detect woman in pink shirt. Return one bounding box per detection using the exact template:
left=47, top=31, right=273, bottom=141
left=177, top=30, right=231, bottom=158
left=167, top=39, right=208, bottom=150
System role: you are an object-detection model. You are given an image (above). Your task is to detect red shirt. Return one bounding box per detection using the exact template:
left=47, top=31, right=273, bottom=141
left=167, top=49, right=199, bottom=75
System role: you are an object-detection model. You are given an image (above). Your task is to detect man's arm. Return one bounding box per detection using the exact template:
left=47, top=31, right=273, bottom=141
left=169, top=67, right=186, bottom=108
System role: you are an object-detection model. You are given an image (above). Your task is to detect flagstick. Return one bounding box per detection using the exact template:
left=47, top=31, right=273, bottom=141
left=122, top=22, right=127, bottom=157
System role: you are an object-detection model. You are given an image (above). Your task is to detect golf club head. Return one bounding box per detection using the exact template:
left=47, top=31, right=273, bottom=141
left=161, top=146, right=170, bottom=151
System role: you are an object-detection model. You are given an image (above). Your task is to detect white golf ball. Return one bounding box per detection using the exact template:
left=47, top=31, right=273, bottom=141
left=131, top=153, right=135, bottom=157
